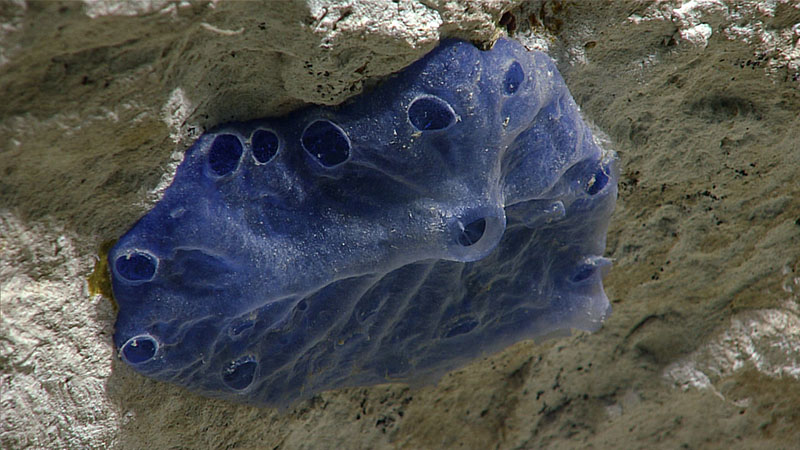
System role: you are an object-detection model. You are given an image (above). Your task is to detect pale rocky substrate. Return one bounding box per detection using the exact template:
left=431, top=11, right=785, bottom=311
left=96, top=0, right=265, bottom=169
left=1, top=1, right=799, bottom=448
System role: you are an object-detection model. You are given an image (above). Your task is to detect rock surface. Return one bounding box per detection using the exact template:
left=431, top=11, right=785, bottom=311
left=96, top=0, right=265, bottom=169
left=2, top=0, right=799, bottom=448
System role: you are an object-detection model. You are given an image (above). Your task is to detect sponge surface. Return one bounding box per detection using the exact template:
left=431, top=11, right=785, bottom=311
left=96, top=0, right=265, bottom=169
left=110, top=38, right=617, bottom=407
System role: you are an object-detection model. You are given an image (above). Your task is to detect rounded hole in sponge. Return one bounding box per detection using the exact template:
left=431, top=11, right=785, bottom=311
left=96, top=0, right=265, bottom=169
left=503, top=61, right=524, bottom=95
left=251, top=129, right=280, bottom=164
left=115, top=251, right=158, bottom=282
left=121, top=334, right=158, bottom=364
left=586, top=167, right=610, bottom=195
left=570, top=264, right=595, bottom=283
left=222, top=356, right=258, bottom=390
left=447, top=207, right=506, bottom=263
left=408, top=96, right=456, bottom=131
left=301, top=120, right=351, bottom=167
left=208, top=134, right=243, bottom=176
left=457, top=218, right=487, bottom=247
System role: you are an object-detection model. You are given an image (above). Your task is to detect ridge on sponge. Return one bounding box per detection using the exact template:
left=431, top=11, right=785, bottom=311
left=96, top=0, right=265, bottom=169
left=109, top=38, right=618, bottom=408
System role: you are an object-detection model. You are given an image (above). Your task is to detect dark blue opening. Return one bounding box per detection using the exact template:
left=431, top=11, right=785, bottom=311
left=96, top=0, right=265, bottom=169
left=121, top=335, right=158, bottom=364
left=504, top=61, right=524, bottom=95
left=208, top=134, right=243, bottom=176
left=408, top=97, right=455, bottom=131
left=251, top=129, right=279, bottom=164
left=587, top=168, right=609, bottom=195
left=296, top=300, right=308, bottom=311
left=301, top=120, right=350, bottom=167
left=571, top=265, right=595, bottom=283
left=222, top=356, right=258, bottom=390
left=457, top=218, right=486, bottom=247
left=115, top=251, right=157, bottom=282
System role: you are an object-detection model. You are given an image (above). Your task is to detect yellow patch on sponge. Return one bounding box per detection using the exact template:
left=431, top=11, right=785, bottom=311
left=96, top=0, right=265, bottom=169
left=87, top=239, right=117, bottom=309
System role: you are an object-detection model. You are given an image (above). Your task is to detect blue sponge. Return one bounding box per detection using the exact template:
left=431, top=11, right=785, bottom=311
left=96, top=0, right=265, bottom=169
left=110, top=38, right=617, bottom=407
